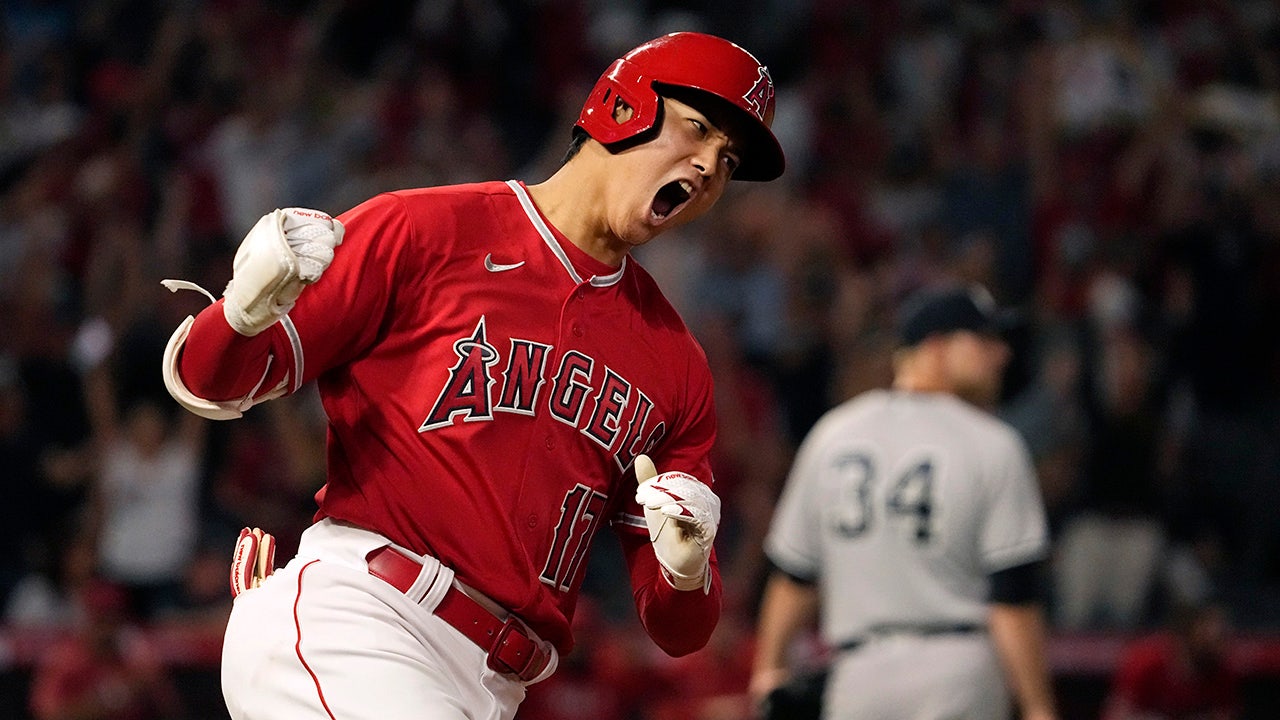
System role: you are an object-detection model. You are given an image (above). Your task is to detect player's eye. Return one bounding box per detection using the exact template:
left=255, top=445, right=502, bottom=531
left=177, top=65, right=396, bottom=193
left=723, top=153, right=741, bottom=175
left=689, top=118, right=708, bottom=136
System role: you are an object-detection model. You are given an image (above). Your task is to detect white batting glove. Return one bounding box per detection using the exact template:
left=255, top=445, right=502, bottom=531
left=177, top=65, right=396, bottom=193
left=634, top=454, right=720, bottom=593
left=223, top=207, right=344, bottom=336
left=230, top=527, right=276, bottom=598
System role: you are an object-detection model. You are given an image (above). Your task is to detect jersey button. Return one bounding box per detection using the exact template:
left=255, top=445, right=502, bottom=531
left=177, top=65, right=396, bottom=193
left=526, top=514, right=538, bottom=529
left=575, top=289, right=585, bottom=300
left=572, top=324, right=583, bottom=337
left=544, top=437, right=554, bottom=450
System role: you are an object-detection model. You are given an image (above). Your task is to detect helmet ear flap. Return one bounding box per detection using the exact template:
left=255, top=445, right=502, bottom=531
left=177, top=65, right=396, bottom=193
left=603, top=93, right=665, bottom=153
left=576, top=63, right=663, bottom=146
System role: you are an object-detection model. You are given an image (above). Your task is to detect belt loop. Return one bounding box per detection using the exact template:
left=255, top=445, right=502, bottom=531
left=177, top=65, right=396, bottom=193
left=362, top=545, right=557, bottom=684
left=406, top=553, right=452, bottom=610
left=364, top=544, right=452, bottom=610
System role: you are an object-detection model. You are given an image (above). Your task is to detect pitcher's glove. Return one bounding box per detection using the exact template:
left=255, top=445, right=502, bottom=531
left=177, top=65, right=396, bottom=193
left=230, top=527, right=276, bottom=597
left=759, top=669, right=828, bottom=720
left=223, top=208, right=344, bottom=336
left=634, top=454, right=720, bottom=592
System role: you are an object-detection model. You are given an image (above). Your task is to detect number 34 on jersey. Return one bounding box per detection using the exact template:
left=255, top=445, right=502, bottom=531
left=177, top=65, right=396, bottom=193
left=827, top=450, right=937, bottom=544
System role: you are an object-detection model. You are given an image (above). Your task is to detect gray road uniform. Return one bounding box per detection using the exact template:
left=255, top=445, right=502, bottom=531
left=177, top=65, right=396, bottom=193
left=765, top=389, right=1050, bottom=720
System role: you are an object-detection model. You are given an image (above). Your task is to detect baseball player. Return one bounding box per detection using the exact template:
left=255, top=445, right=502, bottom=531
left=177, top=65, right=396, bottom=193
left=160, top=32, right=784, bottom=720
left=750, top=285, right=1058, bottom=720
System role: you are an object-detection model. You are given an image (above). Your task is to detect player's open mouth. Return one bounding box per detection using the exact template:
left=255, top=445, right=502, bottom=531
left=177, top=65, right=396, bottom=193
left=651, top=179, right=693, bottom=221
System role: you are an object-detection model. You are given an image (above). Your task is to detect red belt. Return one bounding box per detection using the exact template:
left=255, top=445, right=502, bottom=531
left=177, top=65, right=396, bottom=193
left=364, top=545, right=551, bottom=682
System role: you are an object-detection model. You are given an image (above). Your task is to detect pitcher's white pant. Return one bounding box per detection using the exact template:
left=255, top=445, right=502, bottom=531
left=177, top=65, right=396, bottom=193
left=823, top=634, right=1009, bottom=720
left=221, top=519, right=556, bottom=720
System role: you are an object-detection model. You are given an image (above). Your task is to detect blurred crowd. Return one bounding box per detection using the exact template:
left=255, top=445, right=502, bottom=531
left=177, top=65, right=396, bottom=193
left=3, top=0, right=1279, bottom=718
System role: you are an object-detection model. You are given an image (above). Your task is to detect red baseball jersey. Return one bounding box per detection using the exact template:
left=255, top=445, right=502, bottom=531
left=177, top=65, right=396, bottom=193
left=182, top=181, right=719, bottom=653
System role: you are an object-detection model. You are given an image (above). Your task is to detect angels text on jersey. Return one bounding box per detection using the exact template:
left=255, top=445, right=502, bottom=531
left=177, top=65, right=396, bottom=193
left=420, top=316, right=666, bottom=474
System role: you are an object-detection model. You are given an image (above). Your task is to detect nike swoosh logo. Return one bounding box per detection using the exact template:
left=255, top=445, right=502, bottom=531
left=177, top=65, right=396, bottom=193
left=484, top=254, right=525, bottom=273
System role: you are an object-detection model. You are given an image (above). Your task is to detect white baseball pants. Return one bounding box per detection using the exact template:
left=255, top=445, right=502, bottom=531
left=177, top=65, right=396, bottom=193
left=221, top=519, right=556, bottom=720
left=823, top=633, right=1010, bottom=720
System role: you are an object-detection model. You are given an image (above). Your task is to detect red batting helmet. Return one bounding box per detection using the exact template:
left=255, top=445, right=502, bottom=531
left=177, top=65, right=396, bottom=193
left=575, top=32, right=785, bottom=181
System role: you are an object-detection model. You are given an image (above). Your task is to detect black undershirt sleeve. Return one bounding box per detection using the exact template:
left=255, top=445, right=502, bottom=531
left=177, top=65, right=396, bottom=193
left=988, top=559, right=1048, bottom=605
left=768, top=558, right=818, bottom=586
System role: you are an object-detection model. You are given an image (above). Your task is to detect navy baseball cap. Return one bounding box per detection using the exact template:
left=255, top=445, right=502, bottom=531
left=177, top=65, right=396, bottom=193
left=897, top=284, right=1014, bottom=346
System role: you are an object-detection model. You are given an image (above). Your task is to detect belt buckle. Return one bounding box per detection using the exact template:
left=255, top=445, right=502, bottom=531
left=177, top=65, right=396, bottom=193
left=486, top=616, right=544, bottom=681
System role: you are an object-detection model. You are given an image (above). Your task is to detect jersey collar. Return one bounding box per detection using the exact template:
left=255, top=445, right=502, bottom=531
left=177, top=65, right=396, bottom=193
left=506, top=180, right=626, bottom=288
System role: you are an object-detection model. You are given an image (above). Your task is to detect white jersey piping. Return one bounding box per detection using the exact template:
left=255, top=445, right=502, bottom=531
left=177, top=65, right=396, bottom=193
left=506, top=180, right=626, bottom=288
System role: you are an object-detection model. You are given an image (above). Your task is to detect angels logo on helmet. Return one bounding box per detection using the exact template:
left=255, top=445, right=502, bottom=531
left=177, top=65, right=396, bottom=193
left=743, top=66, right=775, bottom=123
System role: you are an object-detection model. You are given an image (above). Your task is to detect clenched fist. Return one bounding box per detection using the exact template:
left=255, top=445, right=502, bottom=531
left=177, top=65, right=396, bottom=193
left=223, top=208, right=344, bottom=336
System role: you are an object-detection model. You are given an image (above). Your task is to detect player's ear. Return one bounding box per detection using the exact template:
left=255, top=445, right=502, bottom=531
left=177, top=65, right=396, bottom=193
left=612, top=96, right=635, bottom=124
